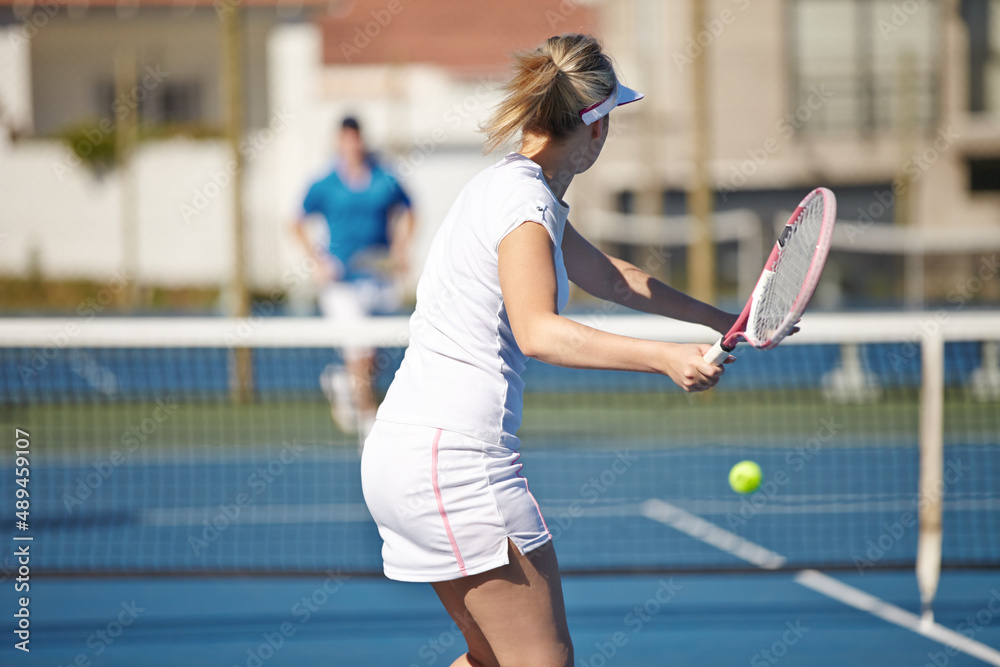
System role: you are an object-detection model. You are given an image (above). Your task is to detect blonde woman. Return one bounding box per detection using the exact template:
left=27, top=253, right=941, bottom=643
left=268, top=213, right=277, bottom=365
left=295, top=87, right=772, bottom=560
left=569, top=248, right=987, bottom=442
left=362, top=34, right=737, bottom=667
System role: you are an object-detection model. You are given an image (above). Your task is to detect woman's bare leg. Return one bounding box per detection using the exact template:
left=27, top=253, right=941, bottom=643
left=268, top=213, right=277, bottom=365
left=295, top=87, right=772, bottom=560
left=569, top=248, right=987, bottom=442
left=432, top=580, right=500, bottom=667
left=432, top=539, right=572, bottom=667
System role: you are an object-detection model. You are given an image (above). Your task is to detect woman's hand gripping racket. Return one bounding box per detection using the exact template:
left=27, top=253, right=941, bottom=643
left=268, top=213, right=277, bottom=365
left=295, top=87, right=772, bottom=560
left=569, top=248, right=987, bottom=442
left=704, top=187, right=837, bottom=366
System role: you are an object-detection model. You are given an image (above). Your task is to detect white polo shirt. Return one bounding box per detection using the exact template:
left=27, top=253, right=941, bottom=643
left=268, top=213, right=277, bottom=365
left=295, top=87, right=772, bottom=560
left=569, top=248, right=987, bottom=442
left=376, top=153, right=570, bottom=447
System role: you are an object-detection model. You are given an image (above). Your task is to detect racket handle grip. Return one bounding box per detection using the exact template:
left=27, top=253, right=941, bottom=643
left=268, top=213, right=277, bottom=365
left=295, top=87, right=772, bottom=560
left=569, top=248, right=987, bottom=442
left=703, top=339, right=732, bottom=366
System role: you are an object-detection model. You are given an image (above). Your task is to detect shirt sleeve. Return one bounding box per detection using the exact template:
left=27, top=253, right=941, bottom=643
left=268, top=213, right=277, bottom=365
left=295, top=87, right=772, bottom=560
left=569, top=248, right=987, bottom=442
left=301, top=182, right=322, bottom=217
left=387, top=173, right=412, bottom=210
left=494, top=194, right=560, bottom=252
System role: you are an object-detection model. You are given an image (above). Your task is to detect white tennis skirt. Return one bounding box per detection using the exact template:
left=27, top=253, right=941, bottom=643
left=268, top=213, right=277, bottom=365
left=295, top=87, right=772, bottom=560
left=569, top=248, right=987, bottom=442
left=360, top=420, right=551, bottom=582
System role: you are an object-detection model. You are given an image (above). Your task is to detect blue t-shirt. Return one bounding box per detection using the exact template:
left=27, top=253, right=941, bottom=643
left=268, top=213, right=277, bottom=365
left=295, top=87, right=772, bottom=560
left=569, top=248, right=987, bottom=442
left=302, top=160, right=411, bottom=280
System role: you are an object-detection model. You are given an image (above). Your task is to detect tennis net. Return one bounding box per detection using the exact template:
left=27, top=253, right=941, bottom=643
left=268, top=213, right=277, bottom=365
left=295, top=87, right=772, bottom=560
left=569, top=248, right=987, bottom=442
left=0, top=312, right=997, bottom=575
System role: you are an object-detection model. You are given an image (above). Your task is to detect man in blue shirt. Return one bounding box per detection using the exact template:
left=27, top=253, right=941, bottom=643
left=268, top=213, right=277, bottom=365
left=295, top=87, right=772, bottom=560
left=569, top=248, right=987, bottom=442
left=292, top=117, right=415, bottom=444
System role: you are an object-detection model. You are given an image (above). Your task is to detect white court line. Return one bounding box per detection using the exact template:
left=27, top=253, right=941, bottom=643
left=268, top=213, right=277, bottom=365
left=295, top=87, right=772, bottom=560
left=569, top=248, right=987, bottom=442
left=796, top=569, right=1000, bottom=666
left=640, top=499, right=787, bottom=569
left=644, top=498, right=1000, bottom=515
left=139, top=495, right=999, bottom=526
left=143, top=503, right=372, bottom=526
left=141, top=501, right=641, bottom=526
left=141, top=498, right=1000, bottom=659
left=640, top=498, right=1000, bottom=664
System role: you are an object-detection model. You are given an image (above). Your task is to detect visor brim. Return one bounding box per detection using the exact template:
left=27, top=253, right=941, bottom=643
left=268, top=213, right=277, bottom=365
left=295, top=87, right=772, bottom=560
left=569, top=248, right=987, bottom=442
left=580, top=83, right=645, bottom=125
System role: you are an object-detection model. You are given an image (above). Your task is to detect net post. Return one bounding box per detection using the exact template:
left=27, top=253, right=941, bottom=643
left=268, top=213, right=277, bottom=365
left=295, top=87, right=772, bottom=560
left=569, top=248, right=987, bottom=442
left=686, top=0, right=716, bottom=305
left=221, top=5, right=253, bottom=403
left=114, top=44, right=139, bottom=312
left=917, top=328, right=945, bottom=628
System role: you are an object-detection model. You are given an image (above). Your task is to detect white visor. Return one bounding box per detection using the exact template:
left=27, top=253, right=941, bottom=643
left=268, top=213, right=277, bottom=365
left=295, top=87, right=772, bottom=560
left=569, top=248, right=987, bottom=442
left=579, top=82, right=644, bottom=125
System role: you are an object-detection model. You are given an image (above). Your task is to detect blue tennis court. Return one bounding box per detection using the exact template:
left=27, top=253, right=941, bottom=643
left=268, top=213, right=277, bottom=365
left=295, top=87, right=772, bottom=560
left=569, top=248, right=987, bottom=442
left=2, top=443, right=1000, bottom=665
left=5, top=0, right=1000, bottom=662
left=4, top=570, right=1000, bottom=665
left=7, top=444, right=1000, bottom=573
left=1, top=324, right=998, bottom=664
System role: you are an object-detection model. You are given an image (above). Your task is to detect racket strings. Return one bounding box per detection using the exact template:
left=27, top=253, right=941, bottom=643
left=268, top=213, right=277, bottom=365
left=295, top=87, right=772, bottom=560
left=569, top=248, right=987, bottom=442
left=750, top=195, right=826, bottom=343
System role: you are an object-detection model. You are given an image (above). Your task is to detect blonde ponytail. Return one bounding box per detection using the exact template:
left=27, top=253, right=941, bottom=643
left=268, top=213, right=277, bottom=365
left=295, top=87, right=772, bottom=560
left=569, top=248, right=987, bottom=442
left=482, top=34, right=617, bottom=153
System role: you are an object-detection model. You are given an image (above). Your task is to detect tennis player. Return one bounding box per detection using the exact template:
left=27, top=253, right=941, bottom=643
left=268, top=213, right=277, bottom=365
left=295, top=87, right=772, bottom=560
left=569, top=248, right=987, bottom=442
left=362, top=35, right=737, bottom=667
left=292, top=116, right=415, bottom=440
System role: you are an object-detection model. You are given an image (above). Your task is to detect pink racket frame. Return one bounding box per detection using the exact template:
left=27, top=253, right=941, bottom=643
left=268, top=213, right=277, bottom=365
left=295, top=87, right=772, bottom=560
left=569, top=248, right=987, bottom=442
left=705, top=187, right=837, bottom=364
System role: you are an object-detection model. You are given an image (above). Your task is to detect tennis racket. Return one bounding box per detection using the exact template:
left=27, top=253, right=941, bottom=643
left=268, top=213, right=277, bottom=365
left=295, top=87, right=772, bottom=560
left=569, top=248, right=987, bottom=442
left=704, top=187, right=837, bottom=365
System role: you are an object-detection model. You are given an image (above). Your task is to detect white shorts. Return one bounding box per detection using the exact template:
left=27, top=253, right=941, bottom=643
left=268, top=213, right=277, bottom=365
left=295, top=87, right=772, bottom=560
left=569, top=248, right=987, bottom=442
left=360, top=420, right=551, bottom=582
left=318, top=278, right=400, bottom=361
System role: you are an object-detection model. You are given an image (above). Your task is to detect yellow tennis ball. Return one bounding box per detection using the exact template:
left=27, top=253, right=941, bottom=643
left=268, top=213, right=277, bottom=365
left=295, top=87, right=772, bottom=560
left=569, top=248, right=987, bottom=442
left=729, top=460, right=762, bottom=494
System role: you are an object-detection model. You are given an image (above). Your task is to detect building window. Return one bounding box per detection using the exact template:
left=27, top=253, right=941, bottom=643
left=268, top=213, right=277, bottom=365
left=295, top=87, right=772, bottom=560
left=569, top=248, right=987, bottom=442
left=963, top=0, right=1000, bottom=115
left=97, top=79, right=203, bottom=126
left=968, top=158, right=1000, bottom=189
left=789, top=0, right=939, bottom=135
left=159, top=82, right=202, bottom=125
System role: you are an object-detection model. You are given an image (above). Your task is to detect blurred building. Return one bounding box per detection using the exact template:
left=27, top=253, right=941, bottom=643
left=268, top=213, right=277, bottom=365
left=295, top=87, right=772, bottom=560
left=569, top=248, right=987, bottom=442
left=0, top=0, right=998, bottom=311
left=583, top=0, right=1000, bottom=307
left=0, top=0, right=597, bottom=309
left=0, top=0, right=325, bottom=304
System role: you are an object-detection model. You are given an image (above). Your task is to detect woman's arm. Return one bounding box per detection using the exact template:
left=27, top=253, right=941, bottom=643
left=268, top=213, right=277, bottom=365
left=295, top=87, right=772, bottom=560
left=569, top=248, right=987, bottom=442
left=561, top=220, right=737, bottom=334
left=389, top=206, right=416, bottom=276
left=498, top=222, right=725, bottom=392
left=290, top=218, right=339, bottom=283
